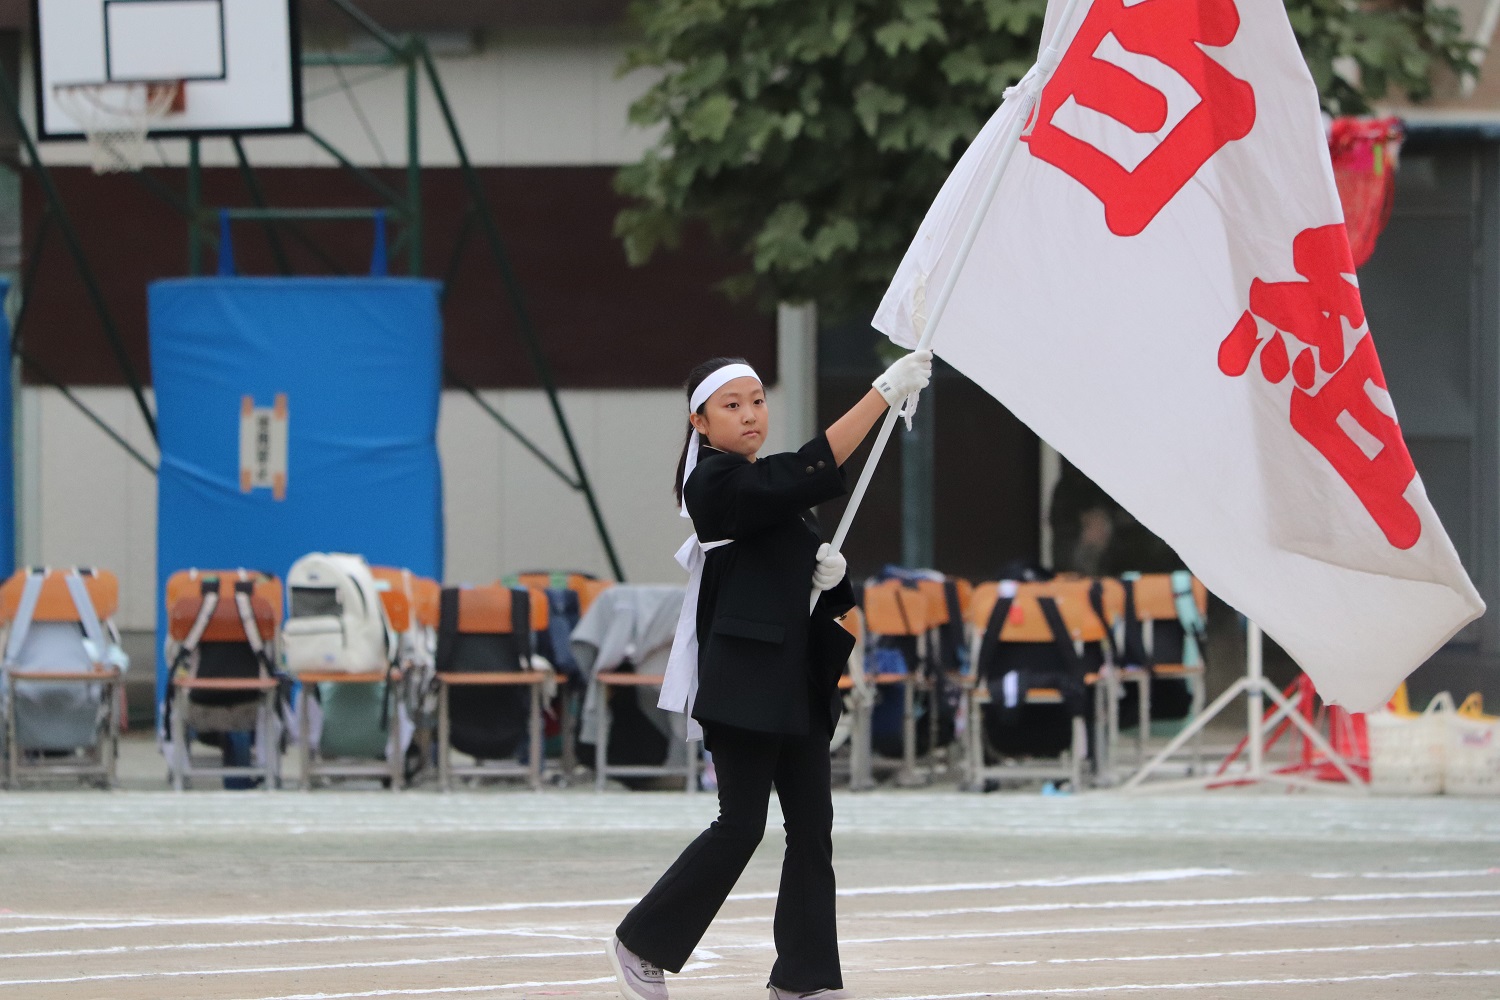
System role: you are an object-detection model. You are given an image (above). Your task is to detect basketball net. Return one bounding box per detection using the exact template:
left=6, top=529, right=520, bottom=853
left=53, top=80, right=183, bottom=174
left=1329, top=116, right=1404, bottom=268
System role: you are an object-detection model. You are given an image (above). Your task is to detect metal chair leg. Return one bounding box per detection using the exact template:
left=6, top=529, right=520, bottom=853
left=170, top=685, right=188, bottom=791
left=5, top=673, right=16, bottom=790
left=965, top=687, right=984, bottom=792
left=594, top=681, right=607, bottom=792
left=258, top=690, right=275, bottom=792
left=528, top=682, right=543, bottom=792
left=437, top=680, right=452, bottom=793
left=388, top=682, right=403, bottom=792
left=104, top=674, right=121, bottom=789
left=898, top=678, right=921, bottom=785
left=1138, top=675, right=1151, bottom=768
left=560, top=688, right=578, bottom=785
left=299, top=686, right=313, bottom=791
left=852, top=693, right=873, bottom=791
left=1071, top=716, right=1087, bottom=790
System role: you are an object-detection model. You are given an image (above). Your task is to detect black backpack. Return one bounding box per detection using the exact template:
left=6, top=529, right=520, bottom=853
left=976, top=590, right=1094, bottom=759
left=435, top=586, right=534, bottom=761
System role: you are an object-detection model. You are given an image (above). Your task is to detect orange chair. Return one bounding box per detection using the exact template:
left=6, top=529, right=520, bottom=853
left=860, top=579, right=943, bottom=785
left=914, top=576, right=975, bottom=673
left=1026, top=576, right=1149, bottom=776
left=164, top=569, right=284, bottom=791
left=433, top=584, right=552, bottom=791
left=830, top=607, right=875, bottom=789
left=962, top=579, right=1118, bottom=790
left=283, top=564, right=438, bottom=792
left=509, top=572, right=613, bottom=617
left=1118, top=571, right=1211, bottom=768
left=503, top=572, right=615, bottom=784
left=1, top=567, right=126, bottom=788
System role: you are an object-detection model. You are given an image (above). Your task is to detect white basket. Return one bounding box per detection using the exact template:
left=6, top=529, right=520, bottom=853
left=53, top=80, right=181, bottom=174
left=1367, top=691, right=1451, bottom=795
left=1445, top=697, right=1500, bottom=797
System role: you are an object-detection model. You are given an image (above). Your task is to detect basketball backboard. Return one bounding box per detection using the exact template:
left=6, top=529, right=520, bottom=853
left=32, top=0, right=303, bottom=139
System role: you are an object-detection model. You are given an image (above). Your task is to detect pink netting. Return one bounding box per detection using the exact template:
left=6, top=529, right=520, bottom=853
left=1329, top=116, right=1404, bottom=268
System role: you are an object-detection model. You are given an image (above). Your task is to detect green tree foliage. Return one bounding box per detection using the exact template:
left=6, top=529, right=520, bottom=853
left=615, top=0, right=1476, bottom=321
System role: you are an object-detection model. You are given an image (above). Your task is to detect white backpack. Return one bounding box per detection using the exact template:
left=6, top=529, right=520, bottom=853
left=283, top=553, right=393, bottom=675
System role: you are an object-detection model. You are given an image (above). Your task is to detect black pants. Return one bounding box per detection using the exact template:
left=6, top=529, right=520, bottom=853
left=615, top=721, right=841, bottom=991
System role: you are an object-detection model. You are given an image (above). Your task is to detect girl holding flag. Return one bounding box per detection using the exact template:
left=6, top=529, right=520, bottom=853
left=607, top=349, right=932, bottom=1000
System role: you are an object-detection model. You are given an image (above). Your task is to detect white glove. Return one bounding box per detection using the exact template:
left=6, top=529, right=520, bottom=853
left=873, top=349, right=933, bottom=407
left=812, top=543, right=847, bottom=592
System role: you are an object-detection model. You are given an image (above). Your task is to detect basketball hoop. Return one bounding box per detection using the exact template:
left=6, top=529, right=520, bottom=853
left=1329, top=116, right=1404, bottom=268
left=53, top=79, right=184, bottom=174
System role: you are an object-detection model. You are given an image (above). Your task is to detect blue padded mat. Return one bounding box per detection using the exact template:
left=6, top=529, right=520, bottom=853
left=149, top=277, right=443, bottom=709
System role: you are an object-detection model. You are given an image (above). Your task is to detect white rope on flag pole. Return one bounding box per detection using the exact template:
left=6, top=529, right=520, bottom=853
left=811, top=0, right=1089, bottom=614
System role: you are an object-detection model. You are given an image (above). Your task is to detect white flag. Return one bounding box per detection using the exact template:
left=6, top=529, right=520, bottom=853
left=874, top=0, right=1484, bottom=710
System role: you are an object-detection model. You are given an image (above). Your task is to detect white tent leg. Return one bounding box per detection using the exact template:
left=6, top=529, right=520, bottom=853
left=1121, top=623, right=1366, bottom=793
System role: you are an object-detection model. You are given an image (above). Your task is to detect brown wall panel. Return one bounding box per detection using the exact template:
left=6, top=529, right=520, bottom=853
left=20, top=165, right=774, bottom=388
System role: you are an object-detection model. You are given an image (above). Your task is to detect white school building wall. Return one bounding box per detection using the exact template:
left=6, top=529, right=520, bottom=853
left=22, top=25, right=663, bottom=170
left=18, top=373, right=811, bottom=633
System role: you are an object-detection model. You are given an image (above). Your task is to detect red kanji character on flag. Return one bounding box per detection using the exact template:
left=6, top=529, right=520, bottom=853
left=1219, top=224, right=1421, bottom=550
left=1025, top=0, right=1257, bottom=237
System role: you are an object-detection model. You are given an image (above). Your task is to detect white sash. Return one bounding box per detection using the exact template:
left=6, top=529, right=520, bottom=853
left=658, top=533, right=731, bottom=742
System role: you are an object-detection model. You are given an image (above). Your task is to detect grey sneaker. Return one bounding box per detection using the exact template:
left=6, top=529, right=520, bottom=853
left=607, top=936, right=668, bottom=1000
left=768, top=988, right=852, bottom=1000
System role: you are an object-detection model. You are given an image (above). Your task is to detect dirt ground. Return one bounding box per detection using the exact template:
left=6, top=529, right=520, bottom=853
left=1, top=737, right=1498, bottom=1000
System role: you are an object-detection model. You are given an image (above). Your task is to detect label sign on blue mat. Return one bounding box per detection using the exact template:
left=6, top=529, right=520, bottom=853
left=239, top=393, right=288, bottom=501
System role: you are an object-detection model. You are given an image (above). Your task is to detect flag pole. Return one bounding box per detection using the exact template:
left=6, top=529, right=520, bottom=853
left=812, top=1, right=1086, bottom=612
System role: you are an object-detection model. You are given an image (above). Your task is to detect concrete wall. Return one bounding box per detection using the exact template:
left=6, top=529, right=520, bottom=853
left=17, top=378, right=806, bottom=631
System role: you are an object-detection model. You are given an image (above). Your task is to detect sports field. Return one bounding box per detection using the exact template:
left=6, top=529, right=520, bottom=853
left=2, top=763, right=1498, bottom=1000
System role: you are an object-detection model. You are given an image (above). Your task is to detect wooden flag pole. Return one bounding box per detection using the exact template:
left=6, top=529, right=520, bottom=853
left=811, top=0, right=1086, bottom=613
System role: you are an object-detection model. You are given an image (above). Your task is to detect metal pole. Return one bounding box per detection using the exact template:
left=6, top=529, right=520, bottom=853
left=900, top=381, right=935, bottom=567
left=231, top=138, right=293, bottom=276
left=188, top=138, right=202, bottom=276
left=405, top=41, right=422, bottom=277
left=820, top=0, right=1086, bottom=572
left=1247, top=621, right=1264, bottom=777
left=419, top=45, right=626, bottom=581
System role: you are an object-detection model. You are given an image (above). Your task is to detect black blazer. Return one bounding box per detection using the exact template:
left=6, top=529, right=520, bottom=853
left=685, top=433, right=857, bottom=736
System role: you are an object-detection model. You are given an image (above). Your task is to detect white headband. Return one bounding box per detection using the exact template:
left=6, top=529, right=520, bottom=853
left=681, top=363, right=762, bottom=518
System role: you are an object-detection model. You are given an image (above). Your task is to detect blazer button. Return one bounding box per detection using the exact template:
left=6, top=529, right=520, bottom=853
left=817, top=460, right=826, bottom=470
left=805, top=465, right=815, bottom=474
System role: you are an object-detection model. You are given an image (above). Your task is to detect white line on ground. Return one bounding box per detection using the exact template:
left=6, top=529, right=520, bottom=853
left=1309, top=867, right=1500, bottom=880
left=223, top=977, right=618, bottom=1000
left=0, top=953, right=509, bottom=988
left=864, top=968, right=1500, bottom=998
left=859, top=937, right=1500, bottom=972
left=707, top=907, right=1500, bottom=950
left=0, top=928, right=603, bottom=962
left=0, top=868, right=1237, bottom=933
left=855, top=887, right=1500, bottom=921
left=0, top=916, right=599, bottom=938
left=8, top=908, right=1495, bottom=985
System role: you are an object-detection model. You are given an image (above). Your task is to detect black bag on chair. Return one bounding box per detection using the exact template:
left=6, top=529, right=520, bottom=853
left=977, top=593, right=1090, bottom=759
left=436, top=586, right=533, bottom=761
